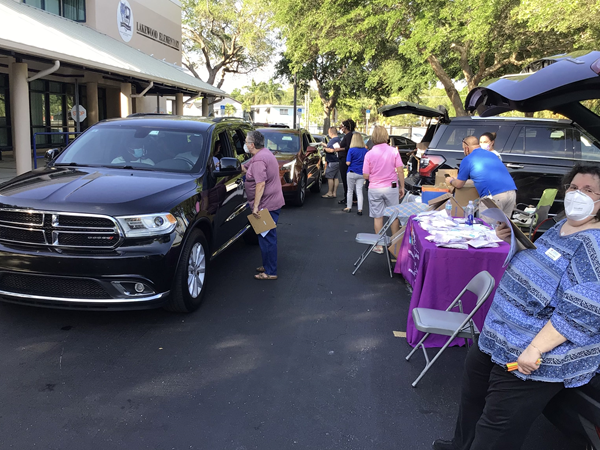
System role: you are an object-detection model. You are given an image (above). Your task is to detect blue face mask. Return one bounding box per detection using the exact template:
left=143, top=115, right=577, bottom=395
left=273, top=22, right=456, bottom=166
left=130, top=148, right=145, bottom=159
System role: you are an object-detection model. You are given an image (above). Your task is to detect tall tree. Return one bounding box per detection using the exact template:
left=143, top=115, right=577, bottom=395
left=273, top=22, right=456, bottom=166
left=181, top=0, right=275, bottom=89
left=275, top=0, right=577, bottom=116
left=271, top=0, right=394, bottom=132
left=260, top=80, right=285, bottom=104
left=515, top=0, right=600, bottom=48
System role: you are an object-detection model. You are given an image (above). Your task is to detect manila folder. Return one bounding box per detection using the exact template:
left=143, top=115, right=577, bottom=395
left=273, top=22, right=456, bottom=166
left=247, top=209, right=276, bottom=234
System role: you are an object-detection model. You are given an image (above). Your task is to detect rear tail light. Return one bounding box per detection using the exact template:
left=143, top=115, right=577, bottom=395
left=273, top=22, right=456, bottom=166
left=419, top=155, right=445, bottom=177
left=592, top=57, right=600, bottom=74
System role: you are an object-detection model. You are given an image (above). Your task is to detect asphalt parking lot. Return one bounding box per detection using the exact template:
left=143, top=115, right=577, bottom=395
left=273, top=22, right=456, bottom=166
left=0, top=185, right=580, bottom=450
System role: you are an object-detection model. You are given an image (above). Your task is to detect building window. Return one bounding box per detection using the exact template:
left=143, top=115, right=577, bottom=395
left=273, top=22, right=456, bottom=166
left=280, top=109, right=289, bottom=115
left=30, top=80, right=89, bottom=148
left=0, top=74, right=11, bottom=150
left=24, top=0, right=86, bottom=22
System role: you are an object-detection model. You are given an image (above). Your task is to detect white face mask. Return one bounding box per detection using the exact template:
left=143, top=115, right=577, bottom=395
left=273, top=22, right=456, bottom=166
left=244, top=143, right=250, bottom=153
left=480, top=143, right=490, bottom=150
left=564, top=190, right=600, bottom=221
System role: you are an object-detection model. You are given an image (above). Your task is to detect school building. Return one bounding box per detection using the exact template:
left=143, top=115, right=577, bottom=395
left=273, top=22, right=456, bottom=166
left=0, top=0, right=226, bottom=175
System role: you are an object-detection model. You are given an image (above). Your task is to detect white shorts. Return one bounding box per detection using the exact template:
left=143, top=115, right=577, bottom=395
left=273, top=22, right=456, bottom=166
left=368, top=187, right=399, bottom=218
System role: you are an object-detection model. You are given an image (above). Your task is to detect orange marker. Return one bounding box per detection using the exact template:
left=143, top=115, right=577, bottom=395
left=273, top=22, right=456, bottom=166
left=506, top=359, right=542, bottom=371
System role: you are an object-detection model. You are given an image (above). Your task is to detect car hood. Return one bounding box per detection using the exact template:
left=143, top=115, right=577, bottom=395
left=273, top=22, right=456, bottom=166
left=378, top=101, right=450, bottom=122
left=0, top=167, right=197, bottom=215
left=271, top=152, right=297, bottom=166
left=465, top=50, right=600, bottom=140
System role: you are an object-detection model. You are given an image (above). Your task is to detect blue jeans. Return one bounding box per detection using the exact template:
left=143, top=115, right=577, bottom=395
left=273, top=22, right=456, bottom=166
left=258, top=209, right=280, bottom=276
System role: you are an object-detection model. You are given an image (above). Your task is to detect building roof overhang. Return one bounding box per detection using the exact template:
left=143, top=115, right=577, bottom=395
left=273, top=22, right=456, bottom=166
left=0, top=0, right=226, bottom=97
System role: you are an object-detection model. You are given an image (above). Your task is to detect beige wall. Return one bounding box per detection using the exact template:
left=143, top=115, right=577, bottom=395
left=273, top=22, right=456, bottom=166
left=86, top=0, right=182, bottom=65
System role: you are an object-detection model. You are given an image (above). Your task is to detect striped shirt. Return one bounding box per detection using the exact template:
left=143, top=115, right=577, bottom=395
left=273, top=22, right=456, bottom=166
left=479, top=219, right=600, bottom=387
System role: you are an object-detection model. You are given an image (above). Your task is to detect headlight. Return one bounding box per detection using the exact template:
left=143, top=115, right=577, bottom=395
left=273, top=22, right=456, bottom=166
left=116, top=213, right=177, bottom=237
left=282, top=160, right=296, bottom=172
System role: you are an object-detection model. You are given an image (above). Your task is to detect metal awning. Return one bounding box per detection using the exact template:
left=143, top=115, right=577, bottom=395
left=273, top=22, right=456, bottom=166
left=0, top=0, right=226, bottom=97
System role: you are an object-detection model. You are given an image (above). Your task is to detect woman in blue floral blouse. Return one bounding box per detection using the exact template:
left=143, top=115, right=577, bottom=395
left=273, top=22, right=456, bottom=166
left=434, top=164, right=600, bottom=450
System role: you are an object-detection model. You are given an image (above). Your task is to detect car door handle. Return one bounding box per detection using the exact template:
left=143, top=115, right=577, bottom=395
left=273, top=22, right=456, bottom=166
left=506, top=163, right=524, bottom=169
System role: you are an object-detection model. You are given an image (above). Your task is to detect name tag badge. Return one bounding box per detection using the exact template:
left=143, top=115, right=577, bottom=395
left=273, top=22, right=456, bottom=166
left=545, top=248, right=561, bottom=261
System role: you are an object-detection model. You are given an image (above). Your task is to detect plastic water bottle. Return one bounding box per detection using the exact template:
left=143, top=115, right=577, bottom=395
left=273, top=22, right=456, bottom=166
left=445, top=199, right=452, bottom=217
left=465, top=200, right=474, bottom=226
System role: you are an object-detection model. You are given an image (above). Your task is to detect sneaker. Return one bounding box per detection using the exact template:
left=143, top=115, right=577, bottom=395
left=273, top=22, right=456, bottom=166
left=432, top=439, right=456, bottom=450
left=372, top=245, right=384, bottom=254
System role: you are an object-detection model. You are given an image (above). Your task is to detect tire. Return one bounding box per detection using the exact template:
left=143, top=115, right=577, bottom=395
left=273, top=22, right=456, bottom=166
left=165, top=229, right=209, bottom=313
left=292, top=173, right=306, bottom=206
left=309, top=169, right=322, bottom=193
left=242, top=225, right=258, bottom=245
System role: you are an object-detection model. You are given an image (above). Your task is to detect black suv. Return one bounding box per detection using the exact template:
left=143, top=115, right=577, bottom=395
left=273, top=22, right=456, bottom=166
left=379, top=102, right=600, bottom=212
left=0, top=116, right=255, bottom=312
left=420, top=116, right=600, bottom=210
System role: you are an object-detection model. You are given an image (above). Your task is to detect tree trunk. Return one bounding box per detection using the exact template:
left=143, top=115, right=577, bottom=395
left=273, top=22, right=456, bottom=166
left=426, top=54, right=467, bottom=116
left=322, top=108, right=331, bottom=134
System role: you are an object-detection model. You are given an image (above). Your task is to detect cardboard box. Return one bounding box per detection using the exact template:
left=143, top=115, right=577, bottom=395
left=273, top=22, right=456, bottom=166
left=388, top=227, right=406, bottom=259
left=427, top=193, right=466, bottom=217
left=453, top=185, right=479, bottom=208
left=435, top=169, right=458, bottom=188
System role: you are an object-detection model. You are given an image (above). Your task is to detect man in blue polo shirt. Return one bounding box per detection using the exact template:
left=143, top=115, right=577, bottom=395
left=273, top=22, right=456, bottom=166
left=446, top=135, right=517, bottom=217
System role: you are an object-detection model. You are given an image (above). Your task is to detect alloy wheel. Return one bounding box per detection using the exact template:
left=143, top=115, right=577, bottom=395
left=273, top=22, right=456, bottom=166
left=187, top=242, right=206, bottom=298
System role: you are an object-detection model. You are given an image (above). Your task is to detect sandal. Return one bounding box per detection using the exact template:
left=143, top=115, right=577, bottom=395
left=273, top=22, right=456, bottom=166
left=342, top=208, right=352, bottom=213
left=372, top=245, right=384, bottom=254
left=322, top=194, right=335, bottom=198
left=254, top=272, right=278, bottom=280
left=256, top=266, right=265, bottom=273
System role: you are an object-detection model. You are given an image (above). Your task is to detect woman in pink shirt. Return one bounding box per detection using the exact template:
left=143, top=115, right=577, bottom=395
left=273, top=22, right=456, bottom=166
left=362, top=126, right=405, bottom=253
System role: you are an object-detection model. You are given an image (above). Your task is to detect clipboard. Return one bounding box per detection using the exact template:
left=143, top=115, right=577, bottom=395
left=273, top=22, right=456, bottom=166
left=480, top=197, right=536, bottom=251
left=247, top=209, right=276, bottom=234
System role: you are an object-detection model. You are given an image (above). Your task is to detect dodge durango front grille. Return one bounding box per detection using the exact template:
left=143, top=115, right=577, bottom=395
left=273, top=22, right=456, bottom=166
left=0, top=209, right=121, bottom=249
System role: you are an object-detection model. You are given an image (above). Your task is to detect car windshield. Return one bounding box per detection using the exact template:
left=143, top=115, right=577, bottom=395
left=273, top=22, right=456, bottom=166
left=54, top=124, right=207, bottom=173
left=262, top=131, right=300, bottom=153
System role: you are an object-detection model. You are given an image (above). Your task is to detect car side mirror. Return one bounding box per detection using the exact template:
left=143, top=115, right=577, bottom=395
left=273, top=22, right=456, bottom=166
left=45, top=148, right=61, bottom=162
left=215, top=157, right=242, bottom=177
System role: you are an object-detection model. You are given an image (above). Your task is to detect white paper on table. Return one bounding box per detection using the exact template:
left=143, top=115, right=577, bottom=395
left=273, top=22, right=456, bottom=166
left=260, top=230, right=269, bottom=238
left=477, top=207, right=515, bottom=267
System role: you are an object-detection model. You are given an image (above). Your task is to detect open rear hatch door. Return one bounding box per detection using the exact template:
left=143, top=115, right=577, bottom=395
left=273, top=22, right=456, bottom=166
left=378, top=101, right=449, bottom=143
left=465, top=50, right=600, bottom=140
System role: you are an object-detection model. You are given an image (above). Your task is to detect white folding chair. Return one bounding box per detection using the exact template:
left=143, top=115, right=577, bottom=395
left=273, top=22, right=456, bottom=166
left=405, top=271, right=495, bottom=387
left=352, top=210, right=400, bottom=278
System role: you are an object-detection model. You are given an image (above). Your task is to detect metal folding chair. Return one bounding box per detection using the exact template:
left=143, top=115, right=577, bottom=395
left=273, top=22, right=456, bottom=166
left=352, top=210, right=400, bottom=278
left=405, top=271, right=495, bottom=387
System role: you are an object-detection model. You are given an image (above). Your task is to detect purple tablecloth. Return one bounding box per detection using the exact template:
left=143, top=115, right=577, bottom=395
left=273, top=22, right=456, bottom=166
left=395, top=216, right=509, bottom=348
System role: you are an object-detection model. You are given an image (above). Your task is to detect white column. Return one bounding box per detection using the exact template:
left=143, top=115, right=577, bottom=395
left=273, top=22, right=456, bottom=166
left=86, top=82, right=99, bottom=125
left=175, top=93, right=184, bottom=115
left=9, top=62, right=32, bottom=175
left=120, top=82, right=132, bottom=117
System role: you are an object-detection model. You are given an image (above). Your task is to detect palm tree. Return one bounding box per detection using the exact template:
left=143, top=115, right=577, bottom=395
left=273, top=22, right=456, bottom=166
left=260, top=79, right=284, bottom=104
